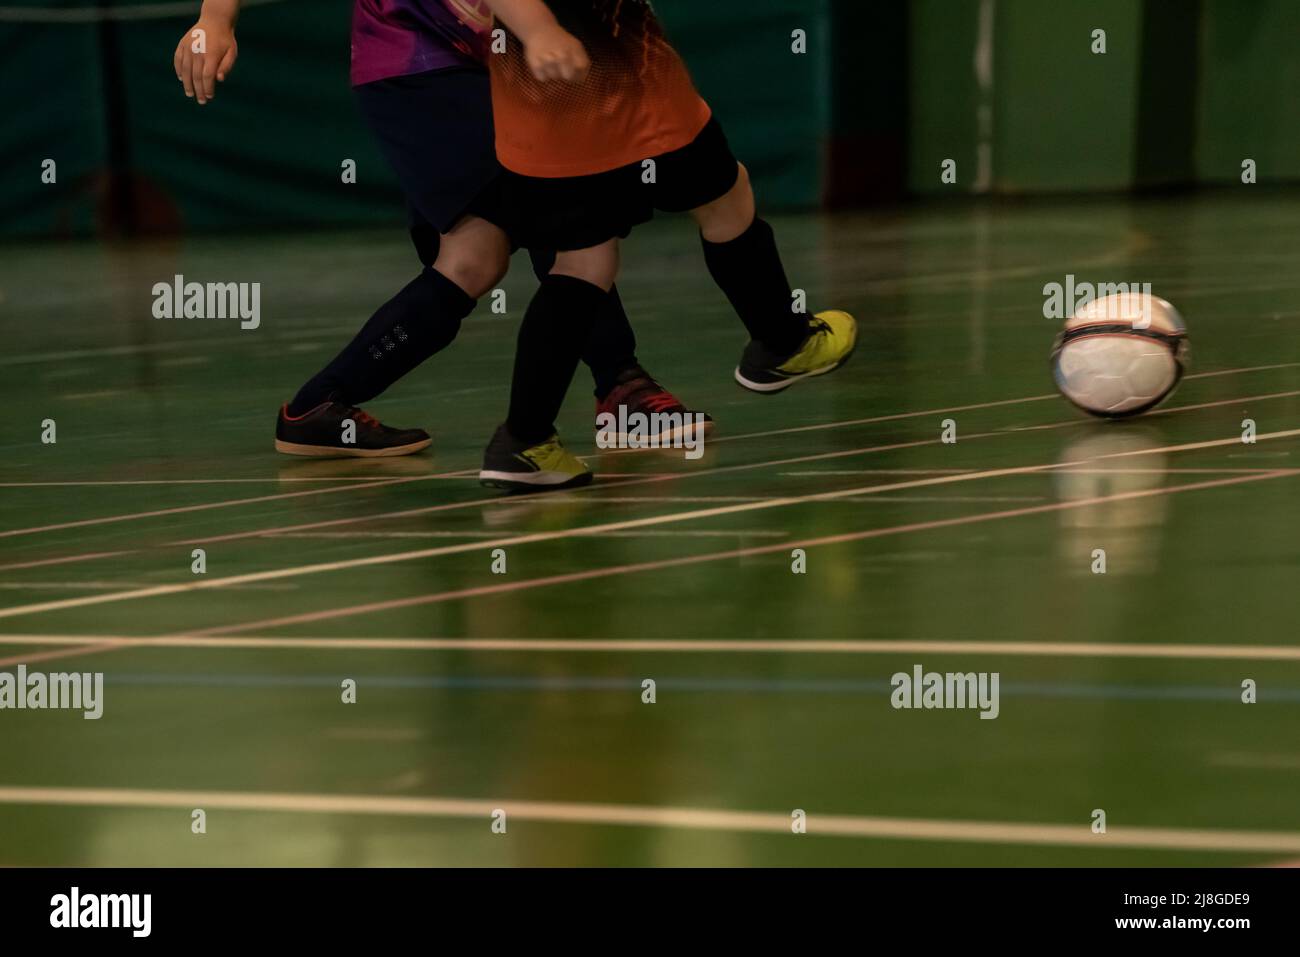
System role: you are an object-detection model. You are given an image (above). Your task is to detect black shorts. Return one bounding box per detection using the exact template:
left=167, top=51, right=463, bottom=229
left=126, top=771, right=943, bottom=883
left=355, top=66, right=507, bottom=264
left=500, top=117, right=741, bottom=252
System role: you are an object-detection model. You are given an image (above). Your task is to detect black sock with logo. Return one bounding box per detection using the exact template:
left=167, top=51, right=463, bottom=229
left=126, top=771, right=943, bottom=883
left=288, top=267, right=474, bottom=415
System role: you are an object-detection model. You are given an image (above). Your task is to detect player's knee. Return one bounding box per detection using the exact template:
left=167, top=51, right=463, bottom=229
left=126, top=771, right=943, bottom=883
left=435, top=246, right=508, bottom=299
left=694, top=163, right=756, bottom=243
left=432, top=217, right=510, bottom=298
left=731, top=161, right=753, bottom=202
left=551, top=243, right=619, bottom=291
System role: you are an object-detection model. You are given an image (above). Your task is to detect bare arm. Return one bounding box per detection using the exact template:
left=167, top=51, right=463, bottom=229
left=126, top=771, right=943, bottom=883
left=174, top=0, right=242, bottom=105
left=483, top=0, right=590, bottom=82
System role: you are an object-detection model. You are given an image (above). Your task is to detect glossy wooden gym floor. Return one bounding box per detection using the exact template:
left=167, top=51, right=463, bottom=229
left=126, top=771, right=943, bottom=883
left=1, top=190, right=1297, bottom=865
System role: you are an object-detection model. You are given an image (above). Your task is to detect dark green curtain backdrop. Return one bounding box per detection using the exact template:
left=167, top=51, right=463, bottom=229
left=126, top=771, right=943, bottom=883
left=0, top=0, right=1295, bottom=238
left=0, top=0, right=830, bottom=238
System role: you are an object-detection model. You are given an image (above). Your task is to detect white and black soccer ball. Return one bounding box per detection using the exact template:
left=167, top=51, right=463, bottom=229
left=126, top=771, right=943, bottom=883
left=1050, top=292, right=1189, bottom=418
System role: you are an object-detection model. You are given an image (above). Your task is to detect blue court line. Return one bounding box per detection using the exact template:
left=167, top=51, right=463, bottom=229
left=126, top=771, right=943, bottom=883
left=102, top=673, right=1300, bottom=703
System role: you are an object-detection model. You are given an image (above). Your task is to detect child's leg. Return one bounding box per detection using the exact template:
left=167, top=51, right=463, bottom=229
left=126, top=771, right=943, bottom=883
left=529, top=249, right=638, bottom=398
left=692, top=163, right=810, bottom=356
left=692, top=161, right=756, bottom=243
left=505, top=240, right=620, bottom=443
left=431, top=214, right=513, bottom=300
left=289, top=215, right=508, bottom=413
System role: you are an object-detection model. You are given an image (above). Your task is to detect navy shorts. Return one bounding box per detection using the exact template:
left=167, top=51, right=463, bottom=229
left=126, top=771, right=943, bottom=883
left=355, top=66, right=506, bottom=265
left=500, top=117, right=741, bottom=252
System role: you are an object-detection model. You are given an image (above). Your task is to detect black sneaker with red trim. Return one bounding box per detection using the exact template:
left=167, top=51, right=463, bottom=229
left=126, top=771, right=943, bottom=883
left=594, top=366, right=713, bottom=446
left=274, top=401, right=431, bottom=458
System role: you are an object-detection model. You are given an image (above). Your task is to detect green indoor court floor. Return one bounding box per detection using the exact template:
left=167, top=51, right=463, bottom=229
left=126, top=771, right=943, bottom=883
left=0, top=190, right=1297, bottom=866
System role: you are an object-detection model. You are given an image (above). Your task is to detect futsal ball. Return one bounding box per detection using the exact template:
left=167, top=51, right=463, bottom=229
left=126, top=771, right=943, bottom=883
left=1050, top=292, right=1189, bottom=418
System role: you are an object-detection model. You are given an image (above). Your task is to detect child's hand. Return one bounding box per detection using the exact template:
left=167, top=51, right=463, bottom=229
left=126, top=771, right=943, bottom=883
left=173, top=18, right=238, bottom=105
left=524, top=23, right=590, bottom=83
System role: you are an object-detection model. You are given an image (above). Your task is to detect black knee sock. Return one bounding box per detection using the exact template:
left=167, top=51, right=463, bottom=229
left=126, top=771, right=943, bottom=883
left=581, top=284, right=639, bottom=398
left=527, top=248, right=556, bottom=283
left=505, top=275, right=609, bottom=445
left=289, top=267, right=475, bottom=414
left=531, top=249, right=638, bottom=398
left=701, top=217, right=810, bottom=356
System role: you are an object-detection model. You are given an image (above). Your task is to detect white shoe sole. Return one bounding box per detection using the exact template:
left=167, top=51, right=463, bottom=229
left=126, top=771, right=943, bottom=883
left=734, top=359, right=843, bottom=394
left=274, top=438, right=431, bottom=458
left=596, top=420, right=715, bottom=447
left=479, top=469, right=593, bottom=491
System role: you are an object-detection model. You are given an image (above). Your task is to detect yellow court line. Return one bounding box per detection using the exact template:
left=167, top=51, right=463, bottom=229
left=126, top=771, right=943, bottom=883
left=0, top=786, right=1294, bottom=853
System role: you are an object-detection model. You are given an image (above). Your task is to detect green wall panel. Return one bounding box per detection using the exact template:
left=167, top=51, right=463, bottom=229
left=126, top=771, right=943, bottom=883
left=0, top=21, right=107, bottom=236
left=0, top=0, right=829, bottom=238
left=908, top=0, right=981, bottom=194
left=992, top=0, right=1141, bottom=192
left=0, top=0, right=1296, bottom=238
left=909, top=0, right=1142, bottom=194
left=1197, top=0, right=1300, bottom=183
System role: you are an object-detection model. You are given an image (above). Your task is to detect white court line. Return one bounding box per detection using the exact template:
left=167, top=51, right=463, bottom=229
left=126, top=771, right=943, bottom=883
left=1209, top=753, right=1300, bottom=771
left=1185, top=362, right=1300, bottom=380
left=1, top=428, right=1296, bottom=624
left=551, top=495, right=769, bottom=503
left=5, top=429, right=1294, bottom=631
left=200, top=470, right=1294, bottom=637
left=0, top=785, right=1292, bottom=853
left=0, top=550, right=137, bottom=572
left=4, top=378, right=1294, bottom=576
left=626, top=394, right=1060, bottom=448
left=172, top=388, right=1300, bottom=548
left=833, top=495, right=1045, bottom=504
left=266, top=529, right=790, bottom=540
left=1, top=635, right=1298, bottom=660
left=785, top=467, right=1299, bottom=477
left=0, top=581, right=298, bottom=592
left=781, top=468, right=978, bottom=475
left=0, top=476, right=431, bottom=540
left=60, top=390, right=126, bottom=401
left=176, top=436, right=980, bottom=545
left=0, top=477, right=428, bottom=488
left=669, top=362, right=1300, bottom=448
left=0, top=469, right=1273, bottom=663
left=2, top=377, right=1289, bottom=551
left=0, top=471, right=1005, bottom=488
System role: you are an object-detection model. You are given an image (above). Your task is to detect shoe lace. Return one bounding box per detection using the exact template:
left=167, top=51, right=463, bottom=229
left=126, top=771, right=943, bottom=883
left=520, top=435, right=562, bottom=467
left=639, top=389, right=681, bottom=413
left=808, top=317, right=832, bottom=337
left=618, top=377, right=682, bottom=414
left=349, top=408, right=381, bottom=429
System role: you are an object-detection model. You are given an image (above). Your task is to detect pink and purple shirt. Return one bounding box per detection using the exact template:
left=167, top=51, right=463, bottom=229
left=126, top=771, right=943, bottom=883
left=351, top=0, right=493, bottom=87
